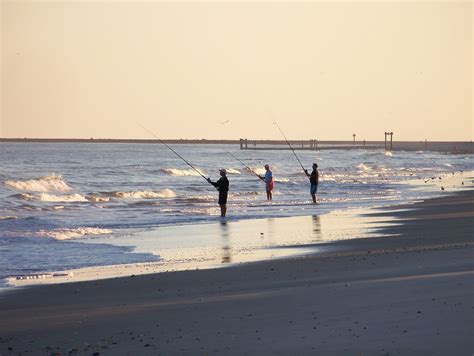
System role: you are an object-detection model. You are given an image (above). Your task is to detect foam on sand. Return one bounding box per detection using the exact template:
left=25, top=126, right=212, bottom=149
left=37, top=227, right=113, bottom=240
left=5, top=174, right=71, bottom=192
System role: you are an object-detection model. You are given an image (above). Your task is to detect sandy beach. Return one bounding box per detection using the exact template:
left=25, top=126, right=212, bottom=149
left=1, top=190, right=473, bottom=355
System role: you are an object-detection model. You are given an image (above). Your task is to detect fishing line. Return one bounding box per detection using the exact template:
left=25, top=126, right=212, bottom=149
left=272, top=120, right=307, bottom=174
left=137, top=123, right=211, bottom=184
left=226, top=151, right=265, bottom=182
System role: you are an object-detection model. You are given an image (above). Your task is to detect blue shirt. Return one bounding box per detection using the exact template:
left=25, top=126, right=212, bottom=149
left=264, top=170, right=273, bottom=183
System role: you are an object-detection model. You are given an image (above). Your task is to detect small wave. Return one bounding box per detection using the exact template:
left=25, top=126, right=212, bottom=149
left=232, top=191, right=263, bottom=196
left=16, top=193, right=88, bottom=202
left=106, top=189, right=176, bottom=199
left=225, top=168, right=241, bottom=175
left=356, top=163, right=372, bottom=171
left=274, top=178, right=290, bottom=183
left=161, top=168, right=206, bottom=177
left=37, top=227, right=113, bottom=240
left=85, top=195, right=111, bottom=203
left=5, top=174, right=71, bottom=192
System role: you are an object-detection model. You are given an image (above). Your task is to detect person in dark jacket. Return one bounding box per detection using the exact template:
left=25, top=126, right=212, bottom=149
left=207, top=169, right=229, bottom=217
left=304, top=163, right=319, bottom=204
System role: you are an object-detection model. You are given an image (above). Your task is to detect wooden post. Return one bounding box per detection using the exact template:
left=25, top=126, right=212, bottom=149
left=240, top=139, right=243, bottom=150
left=245, top=139, right=248, bottom=149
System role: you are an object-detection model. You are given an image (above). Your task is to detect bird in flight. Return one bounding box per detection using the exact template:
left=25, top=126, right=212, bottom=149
left=219, top=120, right=230, bottom=125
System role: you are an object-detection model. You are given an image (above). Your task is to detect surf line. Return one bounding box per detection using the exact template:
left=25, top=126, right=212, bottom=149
left=137, top=123, right=212, bottom=186
left=272, top=120, right=307, bottom=175
left=226, top=151, right=265, bottom=183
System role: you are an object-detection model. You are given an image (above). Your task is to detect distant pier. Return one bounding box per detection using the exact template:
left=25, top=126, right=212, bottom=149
left=0, top=138, right=471, bottom=154
left=239, top=138, right=472, bottom=154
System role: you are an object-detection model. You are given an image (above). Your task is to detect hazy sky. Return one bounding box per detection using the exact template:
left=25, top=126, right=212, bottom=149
left=1, top=1, right=472, bottom=140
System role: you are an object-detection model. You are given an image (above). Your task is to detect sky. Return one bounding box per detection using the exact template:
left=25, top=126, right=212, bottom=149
left=1, top=1, right=472, bottom=141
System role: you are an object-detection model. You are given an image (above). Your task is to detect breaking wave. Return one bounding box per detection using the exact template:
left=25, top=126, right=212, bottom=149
left=37, top=227, right=113, bottom=240
left=161, top=168, right=206, bottom=177
left=0, top=216, right=18, bottom=220
left=17, top=193, right=89, bottom=202
left=5, top=175, right=71, bottom=192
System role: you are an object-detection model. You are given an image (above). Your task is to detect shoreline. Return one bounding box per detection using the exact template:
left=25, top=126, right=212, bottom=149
left=0, top=189, right=472, bottom=354
left=3, top=185, right=471, bottom=289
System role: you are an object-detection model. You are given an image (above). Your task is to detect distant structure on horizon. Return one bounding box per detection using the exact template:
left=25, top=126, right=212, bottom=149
left=0, top=137, right=471, bottom=154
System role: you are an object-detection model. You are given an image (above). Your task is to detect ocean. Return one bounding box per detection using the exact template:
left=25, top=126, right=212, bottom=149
left=0, top=142, right=472, bottom=285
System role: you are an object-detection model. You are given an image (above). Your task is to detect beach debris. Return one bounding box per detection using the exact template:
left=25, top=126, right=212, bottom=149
left=441, top=186, right=445, bottom=191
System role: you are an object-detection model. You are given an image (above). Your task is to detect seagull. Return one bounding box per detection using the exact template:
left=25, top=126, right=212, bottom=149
left=219, top=120, right=230, bottom=125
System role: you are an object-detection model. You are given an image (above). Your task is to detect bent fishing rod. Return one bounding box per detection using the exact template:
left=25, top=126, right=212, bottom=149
left=272, top=121, right=308, bottom=177
left=138, top=123, right=212, bottom=185
left=226, top=151, right=265, bottom=182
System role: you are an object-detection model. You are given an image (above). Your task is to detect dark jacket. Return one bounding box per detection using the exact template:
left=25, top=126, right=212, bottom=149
left=210, top=177, right=229, bottom=193
left=308, top=170, right=319, bottom=185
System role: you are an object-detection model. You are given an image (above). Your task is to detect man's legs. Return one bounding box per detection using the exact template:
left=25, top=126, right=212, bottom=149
left=266, top=190, right=272, bottom=201
left=220, top=204, right=226, bottom=217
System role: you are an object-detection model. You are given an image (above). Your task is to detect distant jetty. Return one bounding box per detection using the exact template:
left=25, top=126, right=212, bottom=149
left=0, top=138, right=471, bottom=154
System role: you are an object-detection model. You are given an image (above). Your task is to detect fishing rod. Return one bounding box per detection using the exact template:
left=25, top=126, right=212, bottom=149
left=226, top=151, right=265, bottom=182
left=137, top=123, right=211, bottom=184
left=272, top=120, right=308, bottom=176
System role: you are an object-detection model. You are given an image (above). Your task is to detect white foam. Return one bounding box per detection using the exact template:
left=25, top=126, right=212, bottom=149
left=113, top=189, right=176, bottom=199
left=37, top=227, right=113, bottom=240
left=5, top=174, right=71, bottom=192
left=161, top=168, right=206, bottom=177
left=225, top=168, right=241, bottom=175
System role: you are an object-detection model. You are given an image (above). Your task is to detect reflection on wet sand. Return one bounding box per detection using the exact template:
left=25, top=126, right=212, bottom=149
left=219, top=221, right=232, bottom=264
left=311, top=215, right=322, bottom=240
left=78, top=208, right=398, bottom=280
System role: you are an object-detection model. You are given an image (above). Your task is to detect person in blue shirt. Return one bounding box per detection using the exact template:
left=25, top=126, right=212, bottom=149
left=259, top=164, right=274, bottom=201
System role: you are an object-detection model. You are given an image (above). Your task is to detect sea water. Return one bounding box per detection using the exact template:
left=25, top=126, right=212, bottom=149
left=0, top=142, right=472, bottom=285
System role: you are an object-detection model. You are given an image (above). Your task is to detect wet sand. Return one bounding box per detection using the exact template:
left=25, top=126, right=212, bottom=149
left=0, top=190, right=473, bottom=355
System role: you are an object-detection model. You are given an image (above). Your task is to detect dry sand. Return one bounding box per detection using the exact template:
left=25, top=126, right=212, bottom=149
left=0, top=190, right=473, bottom=355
